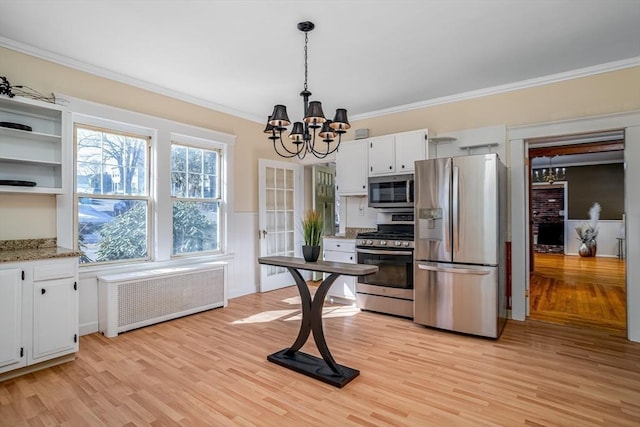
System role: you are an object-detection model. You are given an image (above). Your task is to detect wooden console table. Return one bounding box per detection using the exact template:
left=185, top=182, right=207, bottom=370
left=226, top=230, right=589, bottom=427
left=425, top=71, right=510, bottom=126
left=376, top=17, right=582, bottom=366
left=258, top=256, right=378, bottom=388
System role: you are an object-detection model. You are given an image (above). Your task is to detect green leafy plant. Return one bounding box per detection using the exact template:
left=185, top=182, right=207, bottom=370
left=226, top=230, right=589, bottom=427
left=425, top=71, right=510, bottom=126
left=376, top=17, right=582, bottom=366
left=302, top=210, right=324, bottom=246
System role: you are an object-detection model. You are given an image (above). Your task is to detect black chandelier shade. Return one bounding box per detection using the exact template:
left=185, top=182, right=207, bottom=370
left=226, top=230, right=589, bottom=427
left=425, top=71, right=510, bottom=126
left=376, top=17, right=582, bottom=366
left=264, top=21, right=350, bottom=159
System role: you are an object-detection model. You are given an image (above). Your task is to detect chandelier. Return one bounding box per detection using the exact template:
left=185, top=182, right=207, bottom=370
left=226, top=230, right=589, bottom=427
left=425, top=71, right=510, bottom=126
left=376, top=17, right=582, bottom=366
left=533, top=157, right=566, bottom=184
left=263, top=21, right=350, bottom=159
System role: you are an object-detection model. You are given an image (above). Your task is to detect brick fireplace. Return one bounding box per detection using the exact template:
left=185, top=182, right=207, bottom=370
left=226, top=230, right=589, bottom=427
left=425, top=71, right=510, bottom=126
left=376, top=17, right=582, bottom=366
left=532, top=186, right=565, bottom=254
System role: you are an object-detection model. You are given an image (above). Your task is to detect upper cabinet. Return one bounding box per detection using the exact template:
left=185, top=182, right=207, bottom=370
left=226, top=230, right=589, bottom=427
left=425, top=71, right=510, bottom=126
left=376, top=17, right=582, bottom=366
left=0, top=96, right=67, bottom=194
left=368, top=129, right=428, bottom=176
left=336, top=139, right=368, bottom=196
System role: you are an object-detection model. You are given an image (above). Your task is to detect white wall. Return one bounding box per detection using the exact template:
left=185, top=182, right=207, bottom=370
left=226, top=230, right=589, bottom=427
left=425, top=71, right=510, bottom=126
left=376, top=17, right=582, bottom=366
left=565, top=220, right=624, bottom=257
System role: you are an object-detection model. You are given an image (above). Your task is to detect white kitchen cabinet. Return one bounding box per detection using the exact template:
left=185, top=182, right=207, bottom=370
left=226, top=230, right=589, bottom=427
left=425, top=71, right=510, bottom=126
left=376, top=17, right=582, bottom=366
left=368, top=135, right=395, bottom=175
left=31, top=258, right=79, bottom=364
left=368, top=129, right=428, bottom=176
left=0, top=268, right=24, bottom=374
left=0, top=258, right=79, bottom=378
left=323, top=238, right=357, bottom=302
left=336, top=139, right=368, bottom=196
left=0, top=95, right=67, bottom=194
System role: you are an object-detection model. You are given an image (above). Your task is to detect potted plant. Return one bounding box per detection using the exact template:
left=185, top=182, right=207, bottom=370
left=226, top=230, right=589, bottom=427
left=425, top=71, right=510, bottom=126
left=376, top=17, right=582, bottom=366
left=576, top=202, right=600, bottom=257
left=301, top=209, right=323, bottom=262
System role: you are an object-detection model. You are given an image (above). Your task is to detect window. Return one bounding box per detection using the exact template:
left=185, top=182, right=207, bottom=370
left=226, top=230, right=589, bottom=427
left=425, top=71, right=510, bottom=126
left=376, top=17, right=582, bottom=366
left=171, top=143, right=221, bottom=255
left=75, top=125, right=150, bottom=264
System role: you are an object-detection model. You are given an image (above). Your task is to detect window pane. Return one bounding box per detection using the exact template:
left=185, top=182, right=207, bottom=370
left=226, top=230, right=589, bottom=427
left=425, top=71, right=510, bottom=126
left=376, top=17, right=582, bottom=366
left=203, top=150, right=217, bottom=174
left=188, top=147, right=202, bottom=173
left=172, top=172, right=187, bottom=197
left=77, top=197, right=148, bottom=263
left=171, top=144, right=219, bottom=201
left=171, top=145, right=186, bottom=172
left=204, top=174, right=217, bottom=198
left=172, top=201, right=219, bottom=255
left=76, top=127, right=148, bottom=196
left=188, top=173, right=203, bottom=198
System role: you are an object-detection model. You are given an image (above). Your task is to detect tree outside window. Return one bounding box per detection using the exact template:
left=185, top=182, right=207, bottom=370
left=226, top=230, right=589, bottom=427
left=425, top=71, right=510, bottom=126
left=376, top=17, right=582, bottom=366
left=171, top=144, right=221, bottom=255
left=76, top=125, right=150, bottom=263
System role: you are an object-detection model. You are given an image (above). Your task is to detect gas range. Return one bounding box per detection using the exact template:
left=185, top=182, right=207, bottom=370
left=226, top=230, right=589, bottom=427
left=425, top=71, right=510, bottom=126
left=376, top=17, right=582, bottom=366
left=355, top=212, right=415, bottom=319
left=356, top=232, right=414, bottom=249
left=356, top=212, right=414, bottom=249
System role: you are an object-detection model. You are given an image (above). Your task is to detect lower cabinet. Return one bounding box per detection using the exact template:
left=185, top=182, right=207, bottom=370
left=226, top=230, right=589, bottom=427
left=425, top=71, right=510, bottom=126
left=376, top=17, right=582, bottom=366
left=0, top=268, right=24, bottom=373
left=323, top=238, right=357, bottom=302
left=0, top=258, right=79, bottom=377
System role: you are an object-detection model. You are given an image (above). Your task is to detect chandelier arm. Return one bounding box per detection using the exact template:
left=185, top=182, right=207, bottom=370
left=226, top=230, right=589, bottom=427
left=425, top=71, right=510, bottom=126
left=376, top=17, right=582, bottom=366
left=274, top=129, right=304, bottom=156
left=272, top=139, right=299, bottom=159
left=306, top=132, right=341, bottom=159
left=272, top=133, right=304, bottom=158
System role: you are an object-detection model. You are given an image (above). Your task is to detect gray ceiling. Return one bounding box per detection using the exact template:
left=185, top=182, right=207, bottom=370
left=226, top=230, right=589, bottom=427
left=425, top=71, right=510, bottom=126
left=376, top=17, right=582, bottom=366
left=0, top=0, right=639, bottom=124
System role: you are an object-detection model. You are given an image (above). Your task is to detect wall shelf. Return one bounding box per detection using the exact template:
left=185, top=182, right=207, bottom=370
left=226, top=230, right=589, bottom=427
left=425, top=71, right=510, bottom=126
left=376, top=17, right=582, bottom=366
left=0, top=96, right=66, bottom=194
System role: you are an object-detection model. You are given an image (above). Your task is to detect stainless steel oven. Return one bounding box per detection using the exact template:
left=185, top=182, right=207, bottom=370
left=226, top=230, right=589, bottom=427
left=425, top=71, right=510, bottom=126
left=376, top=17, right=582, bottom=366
left=355, top=212, right=414, bottom=318
left=356, top=247, right=413, bottom=289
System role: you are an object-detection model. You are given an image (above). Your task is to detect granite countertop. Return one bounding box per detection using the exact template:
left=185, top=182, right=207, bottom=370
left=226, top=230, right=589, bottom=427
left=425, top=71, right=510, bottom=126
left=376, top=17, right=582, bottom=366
left=0, top=238, right=83, bottom=263
left=326, top=227, right=376, bottom=240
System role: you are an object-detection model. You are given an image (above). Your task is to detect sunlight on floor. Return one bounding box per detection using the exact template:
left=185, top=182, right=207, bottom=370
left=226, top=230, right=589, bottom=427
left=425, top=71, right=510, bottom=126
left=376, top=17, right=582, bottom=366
left=231, top=302, right=361, bottom=324
left=231, top=309, right=299, bottom=324
left=283, top=305, right=361, bottom=321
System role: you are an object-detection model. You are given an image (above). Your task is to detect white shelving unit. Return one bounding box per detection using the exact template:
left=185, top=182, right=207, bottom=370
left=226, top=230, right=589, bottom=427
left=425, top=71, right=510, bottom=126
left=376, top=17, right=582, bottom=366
left=0, top=96, right=66, bottom=194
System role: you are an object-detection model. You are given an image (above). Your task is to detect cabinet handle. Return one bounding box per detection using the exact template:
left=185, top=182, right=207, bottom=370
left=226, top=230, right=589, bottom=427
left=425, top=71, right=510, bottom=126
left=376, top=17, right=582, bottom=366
left=401, top=164, right=405, bottom=168
left=41, top=288, right=46, bottom=295
left=362, top=185, right=365, bottom=189
left=389, top=166, right=392, bottom=169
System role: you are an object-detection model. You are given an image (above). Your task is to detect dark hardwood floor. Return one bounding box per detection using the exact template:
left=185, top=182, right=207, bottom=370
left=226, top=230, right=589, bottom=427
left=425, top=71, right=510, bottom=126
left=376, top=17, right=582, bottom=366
left=1, top=283, right=639, bottom=426
left=530, top=253, right=626, bottom=334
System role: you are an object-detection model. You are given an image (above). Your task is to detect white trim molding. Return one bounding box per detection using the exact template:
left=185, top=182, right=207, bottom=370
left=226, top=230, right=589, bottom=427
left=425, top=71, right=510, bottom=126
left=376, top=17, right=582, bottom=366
left=508, top=110, right=640, bottom=342
left=353, top=58, right=640, bottom=121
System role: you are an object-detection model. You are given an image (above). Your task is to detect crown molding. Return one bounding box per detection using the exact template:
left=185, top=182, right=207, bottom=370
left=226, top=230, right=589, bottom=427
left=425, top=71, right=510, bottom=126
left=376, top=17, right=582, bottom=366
left=2, top=36, right=638, bottom=125
left=0, top=36, right=263, bottom=123
left=351, top=57, right=640, bottom=121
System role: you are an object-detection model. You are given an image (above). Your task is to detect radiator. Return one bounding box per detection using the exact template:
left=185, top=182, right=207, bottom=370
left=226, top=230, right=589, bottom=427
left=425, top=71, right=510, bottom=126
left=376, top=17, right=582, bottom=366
left=98, top=262, right=226, bottom=337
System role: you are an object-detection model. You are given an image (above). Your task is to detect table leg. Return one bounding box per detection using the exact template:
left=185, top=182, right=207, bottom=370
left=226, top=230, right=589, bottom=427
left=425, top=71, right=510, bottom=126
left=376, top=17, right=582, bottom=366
left=284, top=267, right=313, bottom=354
left=267, top=268, right=360, bottom=387
left=310, top=272, right=341, bottom=375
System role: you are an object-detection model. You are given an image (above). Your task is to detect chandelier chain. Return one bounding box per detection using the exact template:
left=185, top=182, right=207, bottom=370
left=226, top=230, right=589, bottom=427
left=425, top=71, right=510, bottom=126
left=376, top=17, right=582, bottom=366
left=303, top=32, right=309, bottom=91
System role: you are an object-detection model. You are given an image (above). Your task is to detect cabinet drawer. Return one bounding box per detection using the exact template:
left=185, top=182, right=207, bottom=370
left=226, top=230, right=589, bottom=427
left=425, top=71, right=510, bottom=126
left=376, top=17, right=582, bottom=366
left=324, top=250, right=355, bottom=264
left=323, top=239, right=355, bottom=252
left=33, top=259, right=77, bottom=281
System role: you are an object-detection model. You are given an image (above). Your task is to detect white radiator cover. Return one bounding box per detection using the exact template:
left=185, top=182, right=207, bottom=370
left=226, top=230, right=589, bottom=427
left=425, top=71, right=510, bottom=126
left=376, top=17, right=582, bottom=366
left=98, top=262, right=226, bottom=337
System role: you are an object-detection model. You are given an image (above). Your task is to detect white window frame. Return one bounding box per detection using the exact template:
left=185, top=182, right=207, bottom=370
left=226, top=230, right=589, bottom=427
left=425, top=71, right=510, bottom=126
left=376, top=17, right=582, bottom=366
left=74, top=123, right=153, bottom=265
left=60, top=95, right=235, bottom=274
left=170, top=134, right=226, bottom=257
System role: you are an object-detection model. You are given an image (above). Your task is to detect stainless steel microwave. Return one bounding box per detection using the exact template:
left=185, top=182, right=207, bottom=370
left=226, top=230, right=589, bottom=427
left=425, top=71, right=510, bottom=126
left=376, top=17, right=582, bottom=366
left=368, top=174, right=414, bottom=208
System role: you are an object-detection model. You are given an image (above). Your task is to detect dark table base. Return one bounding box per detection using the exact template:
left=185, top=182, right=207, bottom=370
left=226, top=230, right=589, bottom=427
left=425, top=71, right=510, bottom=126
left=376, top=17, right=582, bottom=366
left=268, top=349, right=360, bottom=388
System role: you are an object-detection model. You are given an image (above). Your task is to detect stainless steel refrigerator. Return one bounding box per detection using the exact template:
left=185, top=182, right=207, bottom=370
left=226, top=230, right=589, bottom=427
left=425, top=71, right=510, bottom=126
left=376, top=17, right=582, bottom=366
left=413, top=153, right=507, bottom=338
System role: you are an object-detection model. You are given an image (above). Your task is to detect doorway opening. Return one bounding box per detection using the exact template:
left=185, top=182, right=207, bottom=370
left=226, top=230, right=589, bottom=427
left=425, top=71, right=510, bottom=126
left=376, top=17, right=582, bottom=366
left=527, top=132, right=626, bottom=333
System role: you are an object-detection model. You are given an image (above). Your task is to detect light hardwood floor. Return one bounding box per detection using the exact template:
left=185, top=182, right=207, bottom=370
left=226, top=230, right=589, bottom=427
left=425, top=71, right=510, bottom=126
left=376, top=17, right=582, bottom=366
left=530, top=253, right=626, bottom=333
left=1, top=285, right=639, bottom=426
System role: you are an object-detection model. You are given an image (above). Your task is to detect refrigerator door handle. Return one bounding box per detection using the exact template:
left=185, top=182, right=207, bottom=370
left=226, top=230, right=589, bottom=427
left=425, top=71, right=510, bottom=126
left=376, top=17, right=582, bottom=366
left=417, top=263, right=491, bottom=275
left=452, top=165, right=460, bottom=253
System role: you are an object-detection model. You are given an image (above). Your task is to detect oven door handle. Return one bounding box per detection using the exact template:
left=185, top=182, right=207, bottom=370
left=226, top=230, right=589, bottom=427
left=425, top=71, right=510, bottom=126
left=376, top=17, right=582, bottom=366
left=417, top=263, right=491, bottom=275
left=357, top=248, right=413, bottom=256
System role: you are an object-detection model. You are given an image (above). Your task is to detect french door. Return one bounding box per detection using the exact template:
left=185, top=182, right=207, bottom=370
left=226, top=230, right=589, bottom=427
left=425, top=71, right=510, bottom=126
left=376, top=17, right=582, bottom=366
left=258, top=159, right=303, bottom=292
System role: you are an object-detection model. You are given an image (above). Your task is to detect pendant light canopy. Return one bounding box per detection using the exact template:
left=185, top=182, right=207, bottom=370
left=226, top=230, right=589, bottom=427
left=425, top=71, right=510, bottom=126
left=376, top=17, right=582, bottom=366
left=264, top=21, right=350, bottom=159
